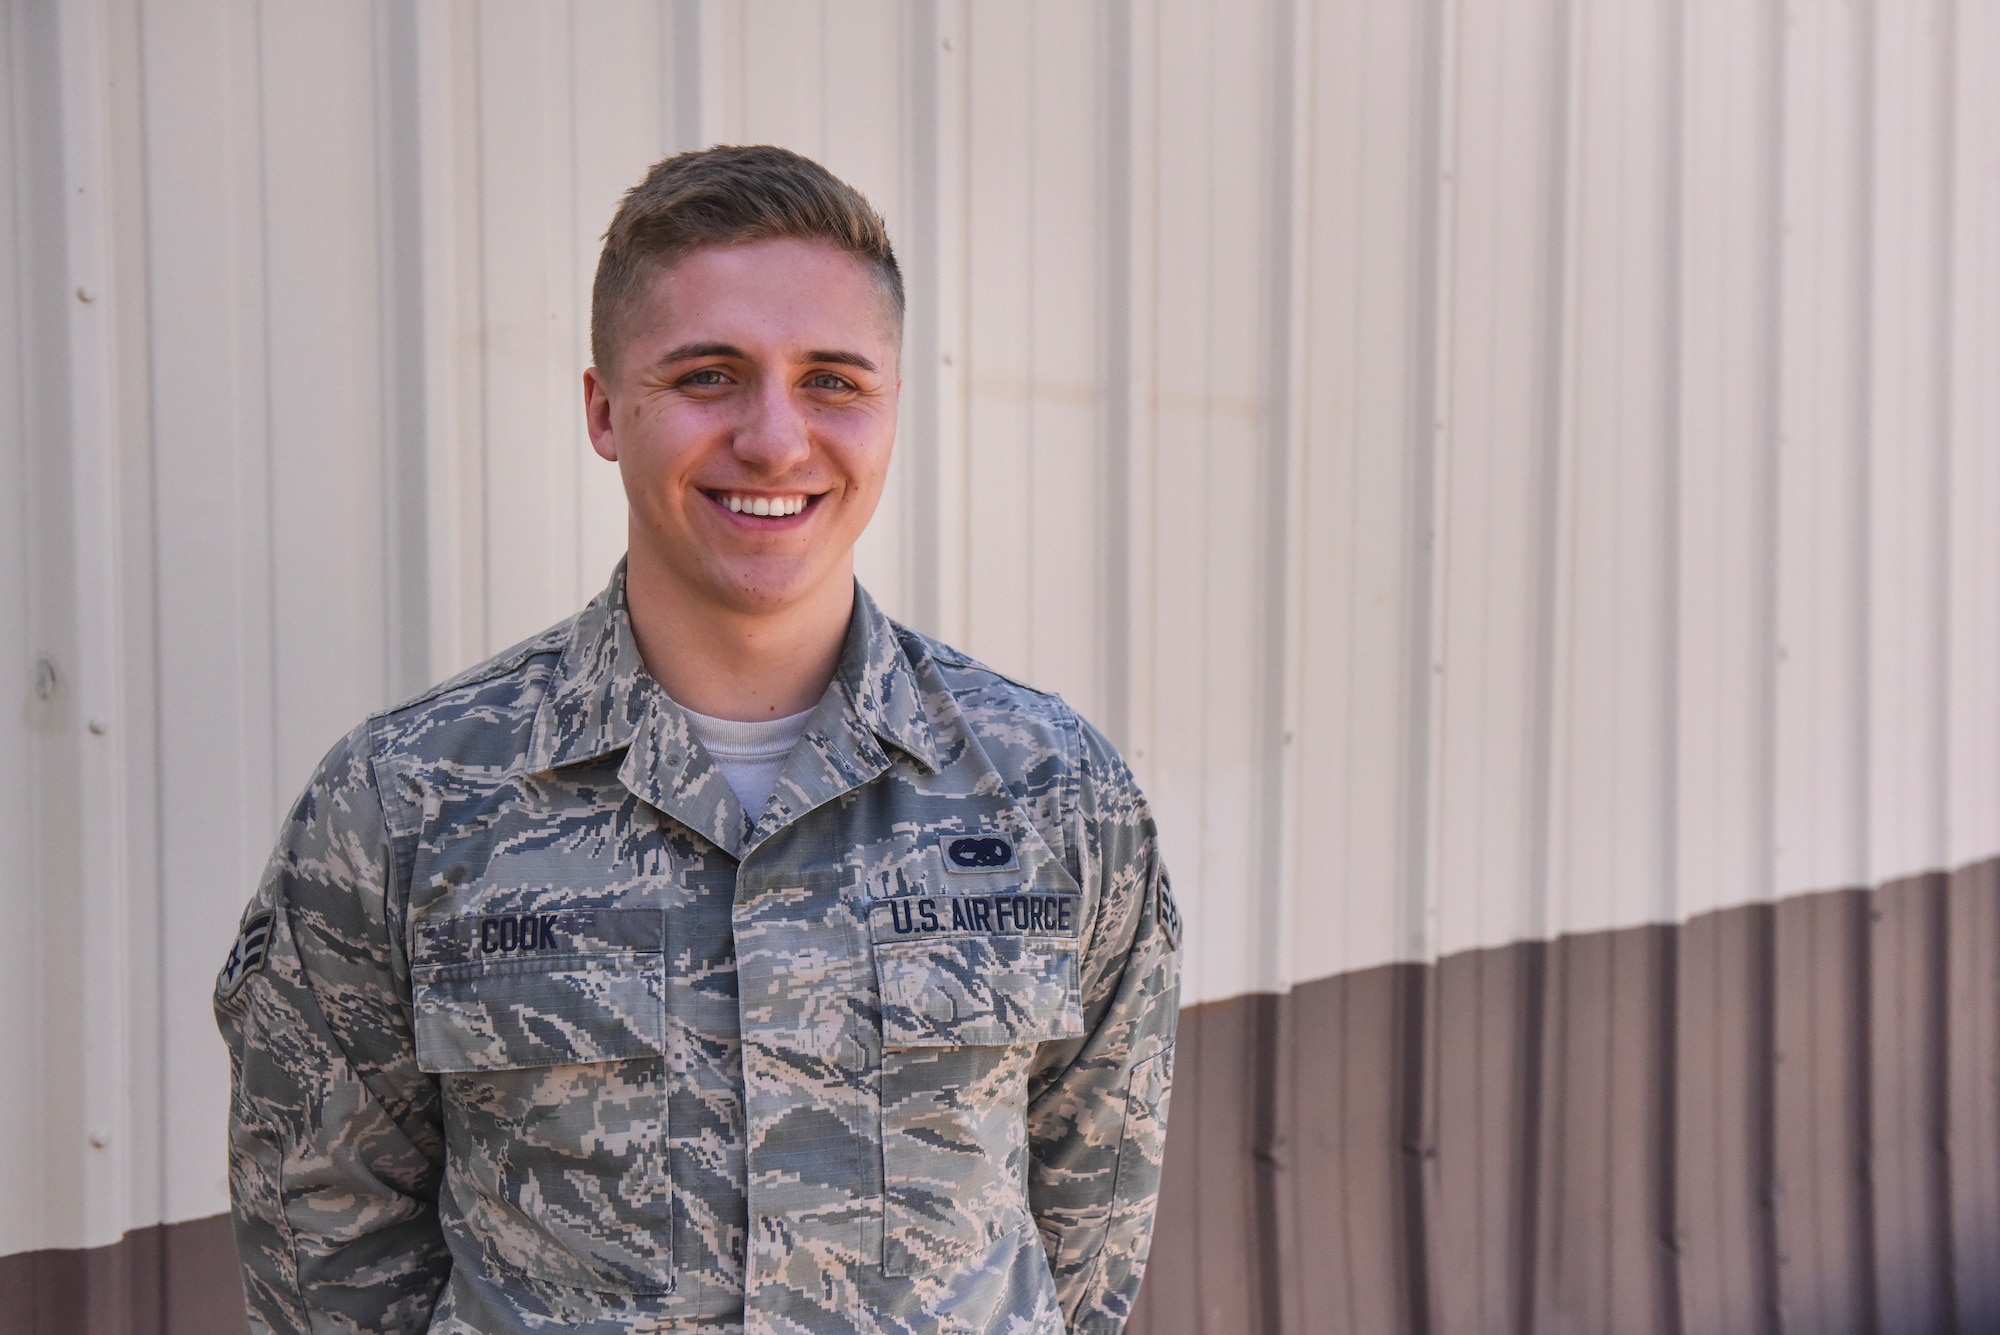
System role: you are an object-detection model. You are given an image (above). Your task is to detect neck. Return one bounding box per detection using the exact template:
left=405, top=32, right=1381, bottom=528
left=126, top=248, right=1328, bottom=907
left=621, top=550, right=855, bottom=722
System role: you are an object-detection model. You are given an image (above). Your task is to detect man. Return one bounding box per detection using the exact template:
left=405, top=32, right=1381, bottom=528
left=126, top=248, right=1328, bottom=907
left=215, top=145, right=1180, bottom=1334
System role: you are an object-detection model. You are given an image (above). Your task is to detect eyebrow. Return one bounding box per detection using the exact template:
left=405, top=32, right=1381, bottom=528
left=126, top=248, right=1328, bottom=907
left=804, top=349, right=880, bottom=373
left=655, top=342, right=880, bottom=375
left=658, top=341, right=746, bottom=365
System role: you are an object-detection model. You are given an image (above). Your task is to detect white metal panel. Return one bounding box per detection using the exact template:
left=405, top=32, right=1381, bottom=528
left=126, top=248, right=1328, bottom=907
left=1673, top=0, right=1778, bottom=924
left=960, top=2, right=1039, bottom=679
left=1949, top=0, right=2000, bottom=874
left=958, top=0, right=1109, bottom=724
left=1865, top=0, right=1952, bottom=889
left=259, top=5, right=392, bottom=778
left=568, top=0, right=674, bottom=606
left=1773, top=0, right=1871, bottom=901
left=1545, top=0, right=1677, bottom=938
left=1138, top=0, right=1286, bottom=1013
left=57, top=0, right=150, bottom=1251
left=1, top=0, right=49, bottom=1256
left=138, top=0, right=283, bottom=1233
left=2, top=0, right=167, bottom=1253
left=1287, top=0, right=1431, bottom=984
left=414, top=0, right=486, bottom=679
left=472, top=7, right=604, bottom=653
left=1424, top=0, right=1566, bottom=960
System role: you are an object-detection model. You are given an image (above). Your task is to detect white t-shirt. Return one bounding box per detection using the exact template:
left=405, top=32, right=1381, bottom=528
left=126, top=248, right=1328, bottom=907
left=676, top=702, right=816, bottom=820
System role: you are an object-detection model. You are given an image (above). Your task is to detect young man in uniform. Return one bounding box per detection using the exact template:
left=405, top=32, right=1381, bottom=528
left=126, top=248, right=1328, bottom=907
left=215, top=145, right=1181, bottom=1333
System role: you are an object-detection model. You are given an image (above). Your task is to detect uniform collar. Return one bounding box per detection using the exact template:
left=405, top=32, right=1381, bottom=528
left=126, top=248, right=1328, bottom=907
left=526, top=562, right=940, bottom=856
left=830, top=580, right=940, bottom=778
left=523, top=562, right=656, bottom=774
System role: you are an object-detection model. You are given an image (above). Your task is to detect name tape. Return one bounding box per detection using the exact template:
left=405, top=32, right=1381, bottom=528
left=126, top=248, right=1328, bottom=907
left=415, top=906, right=664, bottom=964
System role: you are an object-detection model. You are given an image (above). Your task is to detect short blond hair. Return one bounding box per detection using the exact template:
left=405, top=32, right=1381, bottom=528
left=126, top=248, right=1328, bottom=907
left=590, top=145, right=903, bottom=372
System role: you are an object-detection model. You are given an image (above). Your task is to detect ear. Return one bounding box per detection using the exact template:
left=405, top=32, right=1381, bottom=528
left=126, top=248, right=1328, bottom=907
left=583, top=366, right=618, bottom=461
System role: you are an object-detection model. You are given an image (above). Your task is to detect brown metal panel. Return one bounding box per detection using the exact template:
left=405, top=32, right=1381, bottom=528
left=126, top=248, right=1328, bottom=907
left=1132, top=991, right=1267, bottom=1333
left=1866, top=872, right=1954, bottom=1332
left=1432, top=943, right=1540, bottom=1335
left=1605, top=927, right=1679, bottom=1334
left=1772, top=889, right=1876, bottom=1334
left=1947, top=858, right=2000, bottom=1330
left=1191, top=994, right=1268, bottom=1333
left=0, top=1215, right=244, bottom=1335
left=0, top=1247, right=78, bottom=1335
left=1129, top=999, right=1213, bottom=1335
left=1252, top=990, right=1299, bottom=1335
left=1291, top=965, right=1425, bottom=1335
left=1285, top=975, right=1349, bottom=1333
left=159, top=1215, right=244, bottom=1335
left=1672, top=903, right=1780, bottom=1334
left=1530, top=930, right=1653, bottom=1332
left=0, top=1251, right=26, bottom=1333
left=1137, top=966, right=1429, bottom=1335
left=1531, top=928, right=1677, bottom=1334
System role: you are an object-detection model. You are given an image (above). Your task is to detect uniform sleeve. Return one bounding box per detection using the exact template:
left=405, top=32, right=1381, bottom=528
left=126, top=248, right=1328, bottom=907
left=1025, top=716, right=1182, bottom=1333
left=213, top=721, right=450, bottom=1333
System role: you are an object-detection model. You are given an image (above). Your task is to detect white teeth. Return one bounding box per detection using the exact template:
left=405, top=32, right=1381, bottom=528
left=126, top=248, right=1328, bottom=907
left=719, top=493, right=807, bottom=516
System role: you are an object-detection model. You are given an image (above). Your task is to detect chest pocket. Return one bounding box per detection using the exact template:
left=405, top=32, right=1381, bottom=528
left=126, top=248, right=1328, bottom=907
left=411, top=907, right=673, bottom=1295
left=869, top=889, right=1087, bottom=1276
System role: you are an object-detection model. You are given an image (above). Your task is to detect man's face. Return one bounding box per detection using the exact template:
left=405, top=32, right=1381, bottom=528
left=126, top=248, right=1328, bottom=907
left=584, top=237, right=900, bottom=620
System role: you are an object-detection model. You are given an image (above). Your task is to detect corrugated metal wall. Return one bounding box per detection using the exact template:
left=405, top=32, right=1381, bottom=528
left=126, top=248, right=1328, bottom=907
left=5, top=0, right=1999, bottom=1330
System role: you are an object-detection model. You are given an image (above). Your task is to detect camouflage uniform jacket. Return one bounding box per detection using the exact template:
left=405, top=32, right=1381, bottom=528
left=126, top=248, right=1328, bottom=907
left=214, top=565, right=1182, bottom=1334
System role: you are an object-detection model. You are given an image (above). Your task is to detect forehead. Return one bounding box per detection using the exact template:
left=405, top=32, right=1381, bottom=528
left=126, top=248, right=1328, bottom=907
left=633, top=238, right=900, bottom=350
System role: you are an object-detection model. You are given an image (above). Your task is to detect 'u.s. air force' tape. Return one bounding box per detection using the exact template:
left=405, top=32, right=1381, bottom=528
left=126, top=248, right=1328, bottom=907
left=870, top=891, right=1082, bottom=941
left=216, top=911, right=275, bottom=1000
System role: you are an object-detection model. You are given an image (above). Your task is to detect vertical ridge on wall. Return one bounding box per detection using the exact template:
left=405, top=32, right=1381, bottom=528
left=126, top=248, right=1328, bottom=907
left=1946, top=860, right=2000, bottom=1331
left=1947, top=0, right=2000, bottom=881
left=374, top=0, right=432, bottom=705
left=1254, top=1, right=1317, bottom=1322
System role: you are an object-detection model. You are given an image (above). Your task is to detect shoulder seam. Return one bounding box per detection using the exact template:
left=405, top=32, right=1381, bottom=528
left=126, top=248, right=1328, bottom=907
left=367, top=626, right=566, bottom=725
left=360, top=717, right=419, bottom=1005
left=896, top=627, right=1067, bottom=706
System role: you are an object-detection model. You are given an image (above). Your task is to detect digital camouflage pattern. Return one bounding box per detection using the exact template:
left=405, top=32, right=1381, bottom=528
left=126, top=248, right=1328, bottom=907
left=216, top=564, right=1180, bottom=1333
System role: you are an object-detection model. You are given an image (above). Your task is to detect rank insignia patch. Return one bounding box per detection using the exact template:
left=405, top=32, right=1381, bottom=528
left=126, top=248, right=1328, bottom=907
left=1155, top=874, right=1182, bottom=952
left=216, top=911, right=275, bottom=1000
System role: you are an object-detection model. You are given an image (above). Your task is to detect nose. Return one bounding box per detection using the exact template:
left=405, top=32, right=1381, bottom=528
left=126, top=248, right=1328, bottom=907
left=732, top=375, right=812, bottom=474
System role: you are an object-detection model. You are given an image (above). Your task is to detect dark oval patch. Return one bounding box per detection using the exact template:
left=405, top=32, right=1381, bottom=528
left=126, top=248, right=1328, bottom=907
left=947, top=836, right=1014, bottom=869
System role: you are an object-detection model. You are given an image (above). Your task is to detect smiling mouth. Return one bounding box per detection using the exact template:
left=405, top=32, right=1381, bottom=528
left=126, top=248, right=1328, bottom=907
left=705, top=490, right=818, bottom=518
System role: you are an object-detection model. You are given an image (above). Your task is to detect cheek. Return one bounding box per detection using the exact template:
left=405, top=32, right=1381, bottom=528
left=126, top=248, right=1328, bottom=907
left=618, top=403, right=714, bottom=487
left=825, top=419, right=896, bottom=490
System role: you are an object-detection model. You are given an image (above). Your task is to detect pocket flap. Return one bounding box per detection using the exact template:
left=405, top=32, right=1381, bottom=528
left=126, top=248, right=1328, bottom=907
left=875, top=936, right=1084, bottom=1047
left=412, top=953, right=666, bottom=1073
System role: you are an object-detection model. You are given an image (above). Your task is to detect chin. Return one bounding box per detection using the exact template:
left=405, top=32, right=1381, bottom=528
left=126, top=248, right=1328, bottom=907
left=707, top=566, right=830, bottom=616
